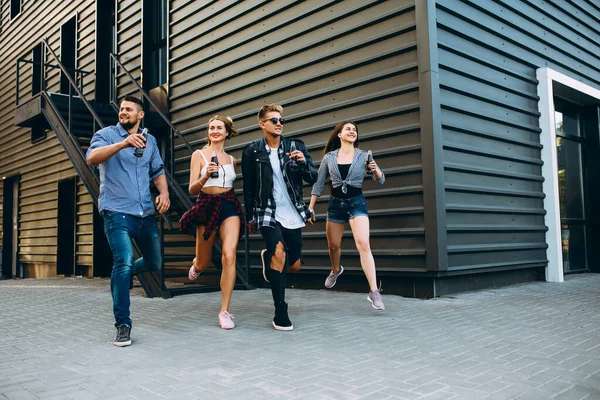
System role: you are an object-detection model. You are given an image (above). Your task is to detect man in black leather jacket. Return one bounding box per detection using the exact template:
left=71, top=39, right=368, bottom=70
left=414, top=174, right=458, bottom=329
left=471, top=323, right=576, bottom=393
left=241, top=103, right=317, bottom=331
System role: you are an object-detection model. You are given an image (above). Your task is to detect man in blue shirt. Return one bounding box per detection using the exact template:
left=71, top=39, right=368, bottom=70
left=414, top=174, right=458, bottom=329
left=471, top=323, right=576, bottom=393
left=87, top=96, right=170, bottom=347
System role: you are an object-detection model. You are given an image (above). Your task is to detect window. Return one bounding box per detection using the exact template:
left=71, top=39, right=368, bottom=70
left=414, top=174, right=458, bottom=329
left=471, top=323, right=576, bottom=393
left=143, top=0, right=167, bottom=89
left=95, top=0, right=116, bottom=103
left=31, top=43, right=46, bottom=143
left=60, top=16, right=77, bottom=94
left=554, top=96, right=594, bottom=273
left=32, top=43, right=43, bottom=95
left=10, top=0, right=21, bottom=19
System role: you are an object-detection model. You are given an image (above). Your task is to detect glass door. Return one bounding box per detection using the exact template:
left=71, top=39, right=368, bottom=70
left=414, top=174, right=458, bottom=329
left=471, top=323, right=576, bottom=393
left=555, top=98, right=588, bottom=273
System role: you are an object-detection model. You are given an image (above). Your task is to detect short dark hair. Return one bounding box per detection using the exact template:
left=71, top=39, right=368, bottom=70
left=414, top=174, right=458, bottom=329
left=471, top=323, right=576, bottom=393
left=122, top=95, right=144, bottom=112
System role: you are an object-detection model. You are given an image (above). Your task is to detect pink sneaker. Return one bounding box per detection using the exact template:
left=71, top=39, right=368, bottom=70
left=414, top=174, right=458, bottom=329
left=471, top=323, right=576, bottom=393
left=218, top=311, right=235, bottom=329
left=188, top=264, right=201, bottom=281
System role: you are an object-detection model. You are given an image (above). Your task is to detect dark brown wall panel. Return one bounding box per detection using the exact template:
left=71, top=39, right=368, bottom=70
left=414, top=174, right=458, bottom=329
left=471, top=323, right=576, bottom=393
left=436, top=0, right=600, bottom=272
left=169, top=0, right=424, bottom=274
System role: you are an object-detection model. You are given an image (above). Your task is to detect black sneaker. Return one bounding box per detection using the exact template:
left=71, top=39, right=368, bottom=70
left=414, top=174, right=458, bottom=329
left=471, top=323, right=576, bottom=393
left=272, top=302, right=293, bottom=331
left=113, top=324, right=132, bottom=347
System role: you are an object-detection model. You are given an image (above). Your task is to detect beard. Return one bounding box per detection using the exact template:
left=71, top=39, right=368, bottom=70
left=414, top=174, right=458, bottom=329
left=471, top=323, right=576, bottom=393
left=120, top=120, right=135, bottom=130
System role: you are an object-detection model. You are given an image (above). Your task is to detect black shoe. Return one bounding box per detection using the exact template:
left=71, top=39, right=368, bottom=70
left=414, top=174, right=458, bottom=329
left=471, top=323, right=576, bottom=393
left=272, top=302, right=293, bottom=331
left=113, top=324, right=132, bottom=347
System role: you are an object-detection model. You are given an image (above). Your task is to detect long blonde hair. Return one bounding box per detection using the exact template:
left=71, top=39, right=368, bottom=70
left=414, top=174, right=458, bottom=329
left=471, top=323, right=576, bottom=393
left=204, top=115, right=239, bottom=148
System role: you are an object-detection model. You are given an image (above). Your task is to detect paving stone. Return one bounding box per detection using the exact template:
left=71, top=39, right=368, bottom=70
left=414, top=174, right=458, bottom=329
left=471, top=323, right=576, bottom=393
left=0, top=275, right=599, bottom=399
left=1, top=389, right=39, bottom=400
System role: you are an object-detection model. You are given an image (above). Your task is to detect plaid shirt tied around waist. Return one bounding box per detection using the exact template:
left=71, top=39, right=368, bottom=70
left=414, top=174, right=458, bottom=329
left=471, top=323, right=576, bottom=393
left=179, top=189, right=245, bottom=240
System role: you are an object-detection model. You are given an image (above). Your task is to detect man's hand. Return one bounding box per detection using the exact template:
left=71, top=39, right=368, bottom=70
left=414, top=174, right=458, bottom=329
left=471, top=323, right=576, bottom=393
left=247, top=220, right=257, bottom=234
left=123, top=133, right=147, bottom=149
left=155, top=193, right=170, bottom=213
left=308, top=208, right=316, bottom=224
left=288, top=150, right=305, bottom=163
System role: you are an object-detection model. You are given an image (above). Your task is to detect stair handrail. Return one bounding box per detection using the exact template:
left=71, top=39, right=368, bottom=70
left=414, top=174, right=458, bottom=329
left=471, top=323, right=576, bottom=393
left=109, top=53, right=194, bottom=153
left=109, top=53, right=195, bottom=180
left=41, top=38, right=105, bottom=133
left=15, top=58, right=91, bottom=106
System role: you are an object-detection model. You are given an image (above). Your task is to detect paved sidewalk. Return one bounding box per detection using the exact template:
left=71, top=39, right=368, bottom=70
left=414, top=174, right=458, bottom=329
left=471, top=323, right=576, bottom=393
left=0, top=274, right=599, bottom=400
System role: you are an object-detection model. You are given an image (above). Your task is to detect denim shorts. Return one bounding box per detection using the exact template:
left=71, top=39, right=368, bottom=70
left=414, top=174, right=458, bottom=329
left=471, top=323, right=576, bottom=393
left=327, top=194, right=369, bottom=224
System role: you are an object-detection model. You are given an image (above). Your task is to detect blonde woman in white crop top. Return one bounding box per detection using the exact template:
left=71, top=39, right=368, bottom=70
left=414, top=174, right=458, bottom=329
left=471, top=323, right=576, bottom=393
left=179, top=115, right=245, bottom=329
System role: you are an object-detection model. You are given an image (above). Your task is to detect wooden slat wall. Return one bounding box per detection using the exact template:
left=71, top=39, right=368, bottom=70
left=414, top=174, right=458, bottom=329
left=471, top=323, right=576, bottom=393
left=76, top=180, right=93, bottom=268
left=0, top=0, right=96, bottom=276
left=168, top=0, right=425, bottom=274
left=435, top=0, right=600, bottom=271
left=115, top=0, right=142, bottom=98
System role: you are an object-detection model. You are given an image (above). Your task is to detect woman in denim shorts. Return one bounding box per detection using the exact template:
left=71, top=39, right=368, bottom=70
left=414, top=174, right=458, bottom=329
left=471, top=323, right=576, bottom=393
left=308, top=121, right=386, bottom=310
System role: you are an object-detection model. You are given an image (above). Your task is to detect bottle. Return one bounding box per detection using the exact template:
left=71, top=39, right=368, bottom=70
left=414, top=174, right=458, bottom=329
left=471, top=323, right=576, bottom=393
left=366, top=150, right=374, bottom=174
left=290, top=140, right=298, bottom=168
left=210, top=150, right=219, bottom=178
left=133, top=128, right=148, bottom=158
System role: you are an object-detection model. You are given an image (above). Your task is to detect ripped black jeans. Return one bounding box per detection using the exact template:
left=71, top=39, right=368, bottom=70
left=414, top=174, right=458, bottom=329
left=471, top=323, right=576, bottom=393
left=259, top=222, right=302, bottom=305
left=259, top=222, right=302, bottom=271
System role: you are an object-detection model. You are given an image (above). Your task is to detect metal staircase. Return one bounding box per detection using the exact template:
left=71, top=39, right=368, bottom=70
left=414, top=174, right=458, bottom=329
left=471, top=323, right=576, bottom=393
left=14, top=39, right=252, bottom=297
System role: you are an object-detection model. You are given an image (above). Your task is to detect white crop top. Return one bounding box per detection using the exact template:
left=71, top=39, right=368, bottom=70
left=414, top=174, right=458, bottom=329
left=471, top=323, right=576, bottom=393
left=198, top=151, right=236, bottom=188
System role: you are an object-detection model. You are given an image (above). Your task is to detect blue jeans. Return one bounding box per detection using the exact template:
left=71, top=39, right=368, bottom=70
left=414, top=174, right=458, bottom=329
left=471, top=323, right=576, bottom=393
left=103, top=212, right=162, bottom=327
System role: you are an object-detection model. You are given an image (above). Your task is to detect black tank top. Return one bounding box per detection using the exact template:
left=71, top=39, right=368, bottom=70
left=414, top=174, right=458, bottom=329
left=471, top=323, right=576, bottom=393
left=332, top=164, right=362, bottom=199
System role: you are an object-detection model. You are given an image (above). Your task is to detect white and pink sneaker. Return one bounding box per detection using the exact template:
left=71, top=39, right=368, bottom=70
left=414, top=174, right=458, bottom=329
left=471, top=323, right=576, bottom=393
left=218, top=311, right=235, bottom=329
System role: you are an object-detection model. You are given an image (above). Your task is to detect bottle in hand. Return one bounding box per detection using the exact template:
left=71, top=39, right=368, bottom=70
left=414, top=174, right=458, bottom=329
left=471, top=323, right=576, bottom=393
left=366, top=150, right=374, bottom=173
left=133, top=128, right=148, bottom=158
left=290, top=140, right=298, bottom=168
left=210, top=150, right=219, bottom=178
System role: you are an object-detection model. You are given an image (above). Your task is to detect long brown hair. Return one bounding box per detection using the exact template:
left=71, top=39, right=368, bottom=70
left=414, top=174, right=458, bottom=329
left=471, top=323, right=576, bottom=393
left=323, top=121, right=359, bottom=155
left=204, top=115, right=239, bottom=148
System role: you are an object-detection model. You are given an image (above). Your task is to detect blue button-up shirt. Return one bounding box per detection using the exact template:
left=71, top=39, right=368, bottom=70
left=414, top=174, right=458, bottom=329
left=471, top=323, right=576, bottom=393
left=86, top=123, right=165, bottom=217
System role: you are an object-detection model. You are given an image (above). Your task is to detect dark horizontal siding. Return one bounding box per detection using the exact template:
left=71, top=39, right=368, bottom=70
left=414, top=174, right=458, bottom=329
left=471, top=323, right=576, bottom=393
left=169, top=0, right=425, bottom=275
left=435, top=0, right=600, bottom=272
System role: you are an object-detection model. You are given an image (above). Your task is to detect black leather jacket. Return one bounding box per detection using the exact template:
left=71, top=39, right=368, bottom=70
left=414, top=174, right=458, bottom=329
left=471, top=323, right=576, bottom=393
left=241, top=136, right=318, bottom=223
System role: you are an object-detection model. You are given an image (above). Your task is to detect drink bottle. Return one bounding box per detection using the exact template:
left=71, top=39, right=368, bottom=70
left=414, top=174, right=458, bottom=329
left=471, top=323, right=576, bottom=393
left=366, top=150, right=374, bottom=173
left=210, top=150, right=219, bottom=178
left=290, top=140, right=298, bottom=168
left=133, top=128, right=148, bottom=157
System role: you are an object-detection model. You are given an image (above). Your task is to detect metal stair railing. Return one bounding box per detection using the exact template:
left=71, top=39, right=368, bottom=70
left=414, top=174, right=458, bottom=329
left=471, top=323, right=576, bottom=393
left=16, top=38, right=166, bottom=297
left=109, top=53, right=253, bottom=292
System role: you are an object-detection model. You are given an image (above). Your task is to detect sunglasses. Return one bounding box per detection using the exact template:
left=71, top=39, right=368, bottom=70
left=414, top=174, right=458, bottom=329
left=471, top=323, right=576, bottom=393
left=263, top=117, right=286, bottom=125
